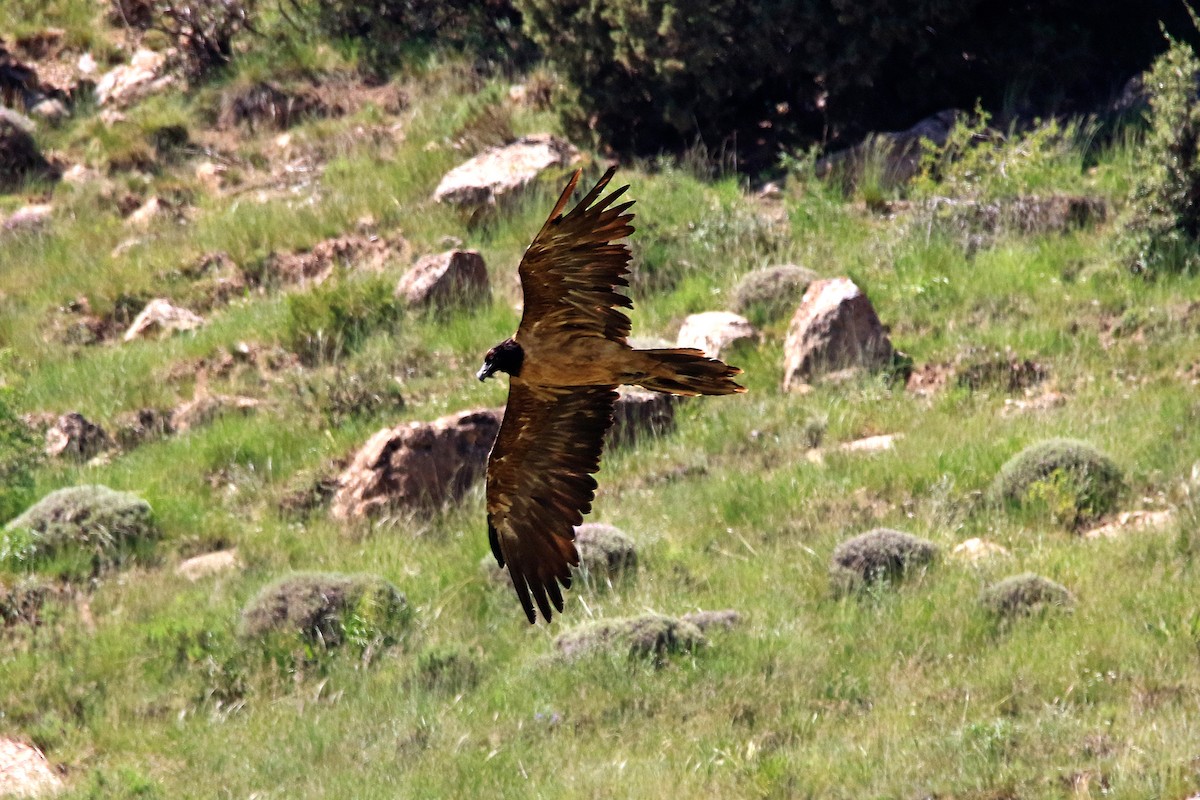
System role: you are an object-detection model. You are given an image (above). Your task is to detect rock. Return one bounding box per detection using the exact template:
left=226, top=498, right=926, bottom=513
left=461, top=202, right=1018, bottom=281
left=681, top=609, right=742, bottom=631
left=113, top=407, right=174, bottom=448
left=608, top=387, right=679, bottom=448
left=218, top=81, right=324, bottom=130
left=0, top=578, right=57, bottom=627
left=28, top=97, right=67, bottom=124
left=124, top=195, right=162, bottom=227
left=818, top=109, right=963, bottom=188
left=194, top=161, right=226, bottom=193
left=782, top=277, right=894, bottom=390
left=676, top=311, right=756, bottom=360
left=731, top=264, right=820, bottom=324
left=0, top=738, right=63, bottom=797
left=95, top=48, right=172, bottom=107
left=331, top=408, right=501, bottom=519
left=263, top=233, right=404, bottom=287
left=433, top=133, right=581, bottom=207
left=395, top=249, right=490, bottom=309
left=61, top=163, right=99, bottom=184
left=2, top=203, right=52, bottom=232
left=170, top=394, right=260, bottom=433
left=950, top=537, right=1010, bottom=562
left=829, top=528, right=938, bottom=595
left=44, top=412, right=110, bottom=460
left=1082, top=509, right=1174, bottom=540
left=122, top=299, right=205, bottom=342
left=573, top=523, right=638, bottom=580
left=239, top=572, right=409, bottom=650
left=2, top=485, right=158, bottom=578
left=1000, top=390, right=1067, bottom=416
left=553, top=614, right=706, bottom=664
left=176, top=548, right=240, bottom=580
left=926, top=195, right=1108, bottom=238
left=178, top=251, right=248, bottom=309
left=980, top=573, right=1073, bottom=619
left=991, top=438, right=1125, bottom=529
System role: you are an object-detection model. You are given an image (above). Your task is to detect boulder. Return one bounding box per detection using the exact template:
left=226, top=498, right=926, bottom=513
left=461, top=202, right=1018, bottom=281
left=113, top=407, right=174, bottom=448
left=2, top=203, right=53, bottom=232
left=239, top=572, right=409, bottom=649
left=675, top=311, right=756, bottom=359
left=782, top=277, right=894, bottom=390
left=0, top=738, right=63, bottom=797
left=44, top=412, right=110, bottom=460
left=818, top=109, right=962, bottom=188
left=395, top=250, right=490, bottom=309
left=124, top=195, right=162, bottom=227
left=95, top=48, right=172, bottom=107
left=830, top=528, right=938, bottom=595
left=170, top=394, right=260, bottom=433
left=553, top=614, right=706, bottom=664
left=608, top=387, right=678, bottom=448
left=176, top=548, right=240, bottom=581
left=122, top=299, right=205, bottom=342
left=731, top=264, right=820, bottom=324
left=950, top=537, right=1010, bottom=562
left=331, top=408, right=501, bottom=519
left=433, top=134, right=580, bottom=207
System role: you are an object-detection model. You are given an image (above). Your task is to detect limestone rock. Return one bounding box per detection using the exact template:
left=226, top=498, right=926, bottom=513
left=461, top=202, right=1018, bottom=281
left=95, top=48, right=172, bottom=107
left=264, top=233, right=403, bottom=287
left=395, top=250, right=490, bottom=309
left=122, top=299, right=204, bottom=342
left=124, top=195, right=162, bottom=227
left=2, top=204, right=52, bottom=232
left=433, top=134, right=580, bottom=207
left=44, top=412, right=110, bottom=460
left=609, top=387, right=678, bottom=448
left=782, top=277, right=894, bottom=390
left=331, top=408, right=501, bottom=519
left=951, top=537, right=1010, bottom=562
left=0, top=738, right=62, bottom=797
left=171, top=394, right=260, bottom=433
left=676, top=311, right=756, bottom=359
left=176, top=548, right=241, bottom=581
left=1082, top=509, right=1174, bottom=540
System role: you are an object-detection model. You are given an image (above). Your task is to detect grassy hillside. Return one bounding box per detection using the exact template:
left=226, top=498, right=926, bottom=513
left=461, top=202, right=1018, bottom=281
left=3, top=6, right=1200, bottom=799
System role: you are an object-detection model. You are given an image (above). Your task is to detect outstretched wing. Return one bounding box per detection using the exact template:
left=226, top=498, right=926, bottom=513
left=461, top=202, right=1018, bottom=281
left=486, top=379, right=618, bottom=623
left=516, top=166, right=636, bottom=343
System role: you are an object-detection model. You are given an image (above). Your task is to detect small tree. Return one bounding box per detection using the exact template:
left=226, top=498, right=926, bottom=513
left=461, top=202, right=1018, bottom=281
left=1120, top=37, right=1200, bottom=275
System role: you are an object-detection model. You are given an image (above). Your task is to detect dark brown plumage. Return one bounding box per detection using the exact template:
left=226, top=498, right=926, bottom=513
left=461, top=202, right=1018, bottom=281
left=479, top=167, right=745, bottom=623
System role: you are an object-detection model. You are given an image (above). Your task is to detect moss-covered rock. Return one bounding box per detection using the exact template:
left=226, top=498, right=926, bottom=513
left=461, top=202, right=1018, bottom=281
left=573, top=523, right=638, bottom=582
left=991, top=439, right=1124, bottom=528
left=731, top=265, right=820, bottom=326
left=1, top=485, right=158, bottom=578
left=980, top=573, right=1073, bottom=618
left=830, top=528, right=938, bottom=595
left=553, top=614, right=706, bottom=664
left=239, top=572, right=409, bottom=653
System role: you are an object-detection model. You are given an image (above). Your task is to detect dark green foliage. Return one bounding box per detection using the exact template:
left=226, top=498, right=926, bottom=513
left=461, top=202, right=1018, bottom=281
left=239, top=572, right=410, bottom=656
left=1120, top=38, right=1200, bottom=275
left=991, top=439, right=1125, bottom=528
left=731, top=265, right=819, bottom=327
left=0, top=388, right=39, bottom=525
left=302, top=0, right=529, bottom=69
left=553, top=614, right=706, bottom=665
left=829, top=528, right=939, bottom=595
left=518, top=0, right=1188, bottom=158
left=980, top=573, right=1073, bottom=619
left=283, top=276, right=402, bottom=363
left=1, top=485, right=159, bottom=578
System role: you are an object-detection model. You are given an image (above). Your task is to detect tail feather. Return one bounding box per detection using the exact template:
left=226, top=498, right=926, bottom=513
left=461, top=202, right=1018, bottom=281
left=631, top=348, right=746, bottom=396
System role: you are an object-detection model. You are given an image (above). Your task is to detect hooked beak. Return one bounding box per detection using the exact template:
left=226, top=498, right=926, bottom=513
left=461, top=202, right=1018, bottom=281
left=476, top=363, right=495, bottom=382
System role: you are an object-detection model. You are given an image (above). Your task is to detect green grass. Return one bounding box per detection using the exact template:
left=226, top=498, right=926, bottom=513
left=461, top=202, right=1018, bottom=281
left=2, top=11, right=1200, bottom=798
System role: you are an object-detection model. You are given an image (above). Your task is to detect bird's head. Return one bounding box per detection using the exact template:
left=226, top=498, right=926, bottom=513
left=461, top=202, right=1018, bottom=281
left=477, top=338, right=524, bottom=382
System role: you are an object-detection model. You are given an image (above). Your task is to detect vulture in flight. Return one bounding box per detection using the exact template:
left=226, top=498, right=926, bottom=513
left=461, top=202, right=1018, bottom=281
left=477, top=167, right=745, bottom=624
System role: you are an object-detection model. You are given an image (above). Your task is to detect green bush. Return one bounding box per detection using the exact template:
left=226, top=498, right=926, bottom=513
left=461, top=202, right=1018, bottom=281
left=1119, top=37, right=1200, bottom=276
left=829, top=528, right=939, bottom=595
left=283, top=276, right=402, bottom=363
left=553, top=614, right=706, bottom=665
left=239, top=572, right=410, bottom=658
left=518, top=0, right=1188, bottom=158
left=991, top=439, right=1125, bottom=528
left=980, top=573, right=1073, bottom=619
left=0, top=387, right=39, bottom=525
left=1, top=485, right=159, bottom=578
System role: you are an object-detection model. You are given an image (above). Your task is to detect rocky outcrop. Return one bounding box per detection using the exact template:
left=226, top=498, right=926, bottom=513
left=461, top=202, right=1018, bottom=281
left=331, top=408, right=502, bottom=519
left=395, top=250, right=490, bottom=309
left=176, top=548, right=241, bottom=581
left=44, top=412, right=110, bottom=460
left=95, top=48, right=172, bottom=107
left=782, top=278, right=894, bottom=390
left=122, top=299, right=205, bottom=342
left=433, top=134, right=580, bottom=207
left=263, top=233, right=404, bottom=287
left=609, top=388, right=679, bottom=448
left=675, top=311, right=756, bottom=359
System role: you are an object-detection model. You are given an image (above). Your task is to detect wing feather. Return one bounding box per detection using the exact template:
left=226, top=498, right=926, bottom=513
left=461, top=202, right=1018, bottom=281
left=486, top=380, right=618, bottom=623
left=516, top=167, right=636, bottom=342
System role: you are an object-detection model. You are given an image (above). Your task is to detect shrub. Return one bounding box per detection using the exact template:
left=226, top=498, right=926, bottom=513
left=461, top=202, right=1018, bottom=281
left=1119, top=38, right=1200, bottom=276
left=0, top=388, right=39, bottom=525
left=829, top=528, right=939, bottom=595
left=991, top=439, right=1125, bottom=528
left=239, top=572, right=409, bottom=658
left=731, top=265, right=819, bottom=327
left=572, top=523, right=638, bottom=583
left=283, top=276, right=402, bottom=363
left=152, top=0, right=258, bottom=79
left=1, top=485, right=159, bottom=578
left=553, top=614, right=706, bottom=665
left=980, top=573, right=1073, bottom=619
